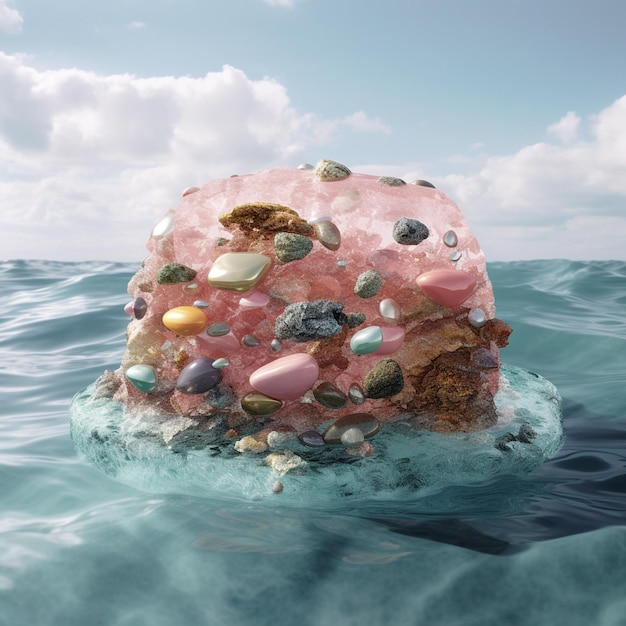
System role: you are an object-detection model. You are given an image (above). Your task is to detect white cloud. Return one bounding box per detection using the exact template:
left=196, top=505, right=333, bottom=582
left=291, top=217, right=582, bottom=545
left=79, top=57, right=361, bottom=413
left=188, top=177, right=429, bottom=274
left=128, top=21, right=146, bottom=29
left=0, top=53, right=389, bottom=261
left=343, top=111, right=391, bottom=134
left=436, top=98, right=626, bottom=260
left=547, top=111, right=581, bottom=144
left=0, top=0, right=22, bottom=33
left=262, top=0, right=296, bottom=7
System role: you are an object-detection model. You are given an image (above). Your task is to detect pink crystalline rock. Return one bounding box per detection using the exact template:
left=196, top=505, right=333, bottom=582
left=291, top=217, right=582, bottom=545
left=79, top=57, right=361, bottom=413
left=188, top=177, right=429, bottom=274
left=112, top=160, right=512, bottom=450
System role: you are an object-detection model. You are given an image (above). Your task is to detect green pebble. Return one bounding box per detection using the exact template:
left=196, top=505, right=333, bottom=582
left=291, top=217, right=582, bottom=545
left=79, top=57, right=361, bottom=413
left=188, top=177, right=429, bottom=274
left=157, top=263, right=197, bottom=284
left=363, top=359, right=404, bottom=399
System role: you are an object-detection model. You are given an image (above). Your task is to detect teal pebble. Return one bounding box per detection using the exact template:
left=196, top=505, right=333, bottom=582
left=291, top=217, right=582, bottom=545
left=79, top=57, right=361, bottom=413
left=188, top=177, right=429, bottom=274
left=125, top=364, right=157, bottom=393
left=350, top=326, right=383, bottom=355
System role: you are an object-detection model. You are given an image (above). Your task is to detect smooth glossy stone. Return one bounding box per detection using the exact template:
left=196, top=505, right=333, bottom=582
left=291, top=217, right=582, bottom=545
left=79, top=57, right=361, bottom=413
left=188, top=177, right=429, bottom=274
left=124, top=301, right=134, bottom=315
left=450, top=251, right=462, bottom=262
left=392, top=217, right=429, bottom=245
left=411, top=179, right=436, bottom=188
left=270, top=338, right=283, bottom=352
left=313, top=220, right=341, bottom=251
left=198, top=331, right=239, bottom=356
left=162, top=306, right=207, bottom=336
left=211, top=357, right=230, bottom=369
left=207, top=322, right=230, bottom=337
left=373, top=326, right=405, bottom=355
left=348, top=383, right=365, bottom=405
left=239, top=291, right=270, bottom=309
left=468, top=308, right=487, bottom=327
left=241, top=392, right=283, bottom=416
left=350, top=326, right=383, bottom=355
left=193, top=299, right=209, bottom=308
left=176, top=357, right=223, bottom=394
left=298, top=430, right=326, bottom=447
left=307, top=215, right=333, bottom=225
left=243, top=334, right=260, bottom=347
left=157, top=263, right=197, bottom=285
left=443, top=230, right=458, bottom=247
left=379, top=298, right=401, bottom=323
left=132, top=297, right=148, bottom=320
left=314, top=159, right=351, bottom=181
left=416, top=269, right=477, bottom=308
left=250, top=353, right=319, bottom=401
left=151, top=213, right=175, bottom=238
left=125, top=364, right=157, bottom=393
left=182, top=186, right=200, bottom=197
left=341, top=427, right=365, bottom=446
left=337, top=260, right=348, bottom=268
left=313, top=382, right=348, bottom=409
left=322, top=413, right=380, bottom=444
left=297, top=163, right=314, bottom=170
left=183, top=283, right=199, bottom=292
left=207, top=253, right=271, bottom=292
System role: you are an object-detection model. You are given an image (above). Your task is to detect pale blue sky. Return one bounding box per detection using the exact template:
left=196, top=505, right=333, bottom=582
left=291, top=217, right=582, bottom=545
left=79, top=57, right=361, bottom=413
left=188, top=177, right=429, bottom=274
left=1, top=0, right=626, bottom=260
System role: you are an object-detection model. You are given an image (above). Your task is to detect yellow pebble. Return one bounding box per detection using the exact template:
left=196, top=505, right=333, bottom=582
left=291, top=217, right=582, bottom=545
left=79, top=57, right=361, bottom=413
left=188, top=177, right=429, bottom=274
left=162, top=306, right=207, bottom=336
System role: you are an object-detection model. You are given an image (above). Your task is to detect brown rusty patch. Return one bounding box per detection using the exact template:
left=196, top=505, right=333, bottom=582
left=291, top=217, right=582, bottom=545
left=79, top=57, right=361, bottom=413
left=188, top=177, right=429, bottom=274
left=219, top=202, right=313, bottom=239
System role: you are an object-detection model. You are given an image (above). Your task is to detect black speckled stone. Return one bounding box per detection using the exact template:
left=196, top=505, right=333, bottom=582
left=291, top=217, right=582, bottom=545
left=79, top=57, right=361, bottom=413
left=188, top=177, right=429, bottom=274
left=363, top=359, right=404, bottom=399
left=275, top=300, right=346, bottom=342
left=392, top=218, right=429, bottom=246
left=157, top=263, right=197, bottom=284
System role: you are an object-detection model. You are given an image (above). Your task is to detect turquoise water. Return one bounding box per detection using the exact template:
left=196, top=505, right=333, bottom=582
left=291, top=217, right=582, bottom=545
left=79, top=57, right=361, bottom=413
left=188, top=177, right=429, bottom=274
left=1, top=259, right=625, bottom=626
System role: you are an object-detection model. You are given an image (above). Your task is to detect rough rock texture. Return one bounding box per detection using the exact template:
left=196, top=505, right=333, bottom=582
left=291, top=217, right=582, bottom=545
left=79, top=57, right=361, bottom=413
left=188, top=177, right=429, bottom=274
left=114, top=163, right=512, bottom=448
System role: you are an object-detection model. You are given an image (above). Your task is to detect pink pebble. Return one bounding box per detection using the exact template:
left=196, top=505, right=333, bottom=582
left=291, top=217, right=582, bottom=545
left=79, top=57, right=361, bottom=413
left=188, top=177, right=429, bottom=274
left=239, top=291, right=270, bottom=310
left=124, top=301, right=134, bottom=315
left=182, top=186, right=200, bottom=197
left=197, top=331, right=240, bottom=357
left=416, top=269, right=477, bottom=308
left=374, top=326, right=406, bottom=355
left=250, top=353, right=319, bottom=401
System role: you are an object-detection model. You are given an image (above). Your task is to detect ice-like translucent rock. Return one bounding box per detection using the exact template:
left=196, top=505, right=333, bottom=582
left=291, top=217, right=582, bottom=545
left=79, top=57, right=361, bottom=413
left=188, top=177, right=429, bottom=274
left=70, top=365, right=563, bottom=506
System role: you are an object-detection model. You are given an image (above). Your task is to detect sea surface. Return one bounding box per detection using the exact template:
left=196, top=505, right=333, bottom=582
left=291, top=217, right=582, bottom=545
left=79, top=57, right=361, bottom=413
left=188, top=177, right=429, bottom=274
left=1, top=259, right=625, bottom=626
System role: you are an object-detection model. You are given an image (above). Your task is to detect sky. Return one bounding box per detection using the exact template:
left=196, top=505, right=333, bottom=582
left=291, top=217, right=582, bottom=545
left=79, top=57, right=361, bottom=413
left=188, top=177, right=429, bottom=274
left=1, top=0, right=626, bottom=262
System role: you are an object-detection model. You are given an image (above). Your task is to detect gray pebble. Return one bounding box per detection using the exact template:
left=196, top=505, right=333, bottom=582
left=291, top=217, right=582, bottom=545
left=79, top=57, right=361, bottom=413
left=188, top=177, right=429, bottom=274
left=354, top=270, right=383, bottom=298
left=392, top=217, right=429, bottom=245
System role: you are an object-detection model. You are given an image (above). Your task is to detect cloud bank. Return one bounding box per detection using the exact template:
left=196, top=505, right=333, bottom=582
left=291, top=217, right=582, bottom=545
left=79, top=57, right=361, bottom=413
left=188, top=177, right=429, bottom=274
left=0, top=0, right=22, bottom=33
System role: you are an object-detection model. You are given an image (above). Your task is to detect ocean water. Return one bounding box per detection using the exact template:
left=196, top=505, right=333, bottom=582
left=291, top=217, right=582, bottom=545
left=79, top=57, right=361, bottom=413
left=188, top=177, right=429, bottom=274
left=1, top=258, right=625, bottom=626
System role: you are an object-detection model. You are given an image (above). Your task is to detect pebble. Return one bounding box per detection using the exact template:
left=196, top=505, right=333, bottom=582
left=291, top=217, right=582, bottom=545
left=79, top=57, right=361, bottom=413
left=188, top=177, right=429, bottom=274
left=176, top=357, right=223, bottom=394
left=133, top=297, right=147, bottom=320
left=340, top=427, right=365, bottom=446
left=211, top=357, right=230, bottom=369
left=157, top=263, right=198, bottom=285
left=314, top=159, right=351, bottom=181
left=207, top=253, right=271, bottom=292
left=151, top=213, right=175, bottom=238
left=374, top=326, right=405, bottom=355
left=416, top=269, right=477, bottom=308
left=274, top=232, right=313, bottom=262
left=162, top=306, right=207, bottom=336
left=272, top=481, right=284, bottom=493
left=379, top=298, right=401, bottom=323
left=411, top=179, right=436, bottom=188
left=249, top=353, right=320, bottom=401
left=443, top=230, right=458, bottom=247
left=298, top=430, right=326, bottom=447
left=363, top=359, right=404, bottom=398
left=313, top=381, right=348, bottom=409
left=125, top=364, right=157, bottom=393
left=377, top=176, right=406, bottom=186
left=207, top=322, right=230, bottom=337
left=468, top=308, right=487, bottom=327
left=354, top=270, right=383, bottom=298
left=183, top=283, right=199, bottom=292
left=199, top=330, right=240, bottom=354
left=313, top=220, right=341, bottom=251
left=297, top=163, right=314, bottom=170
left=243, top=334, right=260, bottom=347
left=270, top=338, right=283, bottom=352
left=450, top=251, right=462, bottom=262
left=193, top=299, right=209, bottom=308
left=471, top=347, right=499, bottom=369
left=348, top=383, right=365, bottom=405
left=241, top=392, right=283, bottom=416
left=275, top=300, right=345, bottom=342
left=239, top=291, right=270, bottom=309
left=182, top=186, right=200, bottom=197
left=322, top=413, right=380, bottom=444
left=392, top=217, right=429, bottom=245
left=350, top=326, right=383, bottom=355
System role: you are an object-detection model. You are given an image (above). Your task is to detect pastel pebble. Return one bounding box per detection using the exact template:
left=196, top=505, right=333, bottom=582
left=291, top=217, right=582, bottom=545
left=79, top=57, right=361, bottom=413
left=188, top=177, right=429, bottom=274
left=250, top=353, right=320, bottom=401
left=162, top=306, right=207, bottom=336
left=350, top=326, right=383, bottom=355
left=151, top=214, right=175, bottom=238
left=373, top=326, right=405, bottom=355
left=133, top=297, right=147, bottom=320
left=182, top=186, right=200, bottom=197
left=197, top=331, right=239, bottom=356
left=176, top=357, right=223, bottom=394
left=322, top=413, right=380, bottom=444
left=379, top=298, right=401, bottom=323
left=416, top=269, right=477, bottom=308
left=313, top=220, right=341, bottom=251
left=125, top=364, right=157, bottom=393
left=207, top=253, right=271, bottom=292
left=239, top=291, right=270, bottom=309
